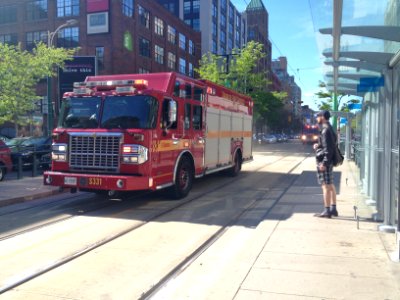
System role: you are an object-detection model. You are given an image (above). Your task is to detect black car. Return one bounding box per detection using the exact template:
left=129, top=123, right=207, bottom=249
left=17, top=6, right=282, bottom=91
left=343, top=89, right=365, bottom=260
left=11, top=136, right=52, bottom=169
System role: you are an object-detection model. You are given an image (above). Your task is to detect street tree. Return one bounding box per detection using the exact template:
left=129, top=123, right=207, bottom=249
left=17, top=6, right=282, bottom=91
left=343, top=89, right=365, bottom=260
left=0, top=43, right=75, bottom=133
left=197, top=41, right=267, bottom=93
left=197, top=41, right=288, bottom=131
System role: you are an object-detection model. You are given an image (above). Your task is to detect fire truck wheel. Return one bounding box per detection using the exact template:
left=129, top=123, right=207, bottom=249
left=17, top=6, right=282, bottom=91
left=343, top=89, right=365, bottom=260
left=0, top=164, right=5, bottom=181
left=169, top=156, right=194, bottom=199
left=229, top=151, right=242, bottom=177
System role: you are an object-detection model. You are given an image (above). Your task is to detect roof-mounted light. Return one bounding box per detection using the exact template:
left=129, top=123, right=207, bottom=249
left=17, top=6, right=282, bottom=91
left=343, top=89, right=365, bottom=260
left=115, top=86, right=136, bottom=94
left=73, top=87, right=92, bottom=95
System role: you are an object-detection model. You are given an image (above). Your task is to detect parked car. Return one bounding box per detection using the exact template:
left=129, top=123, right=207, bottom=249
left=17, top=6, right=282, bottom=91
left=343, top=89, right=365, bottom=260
left=262, top=134, right=277, bottom=144
left=0, top=135, right=10, bottom=143
left=11, top=136, right=52, bottom=169
left=0, top=139, right=12, bottom=181
left=5, top=137, right=30, bottom=153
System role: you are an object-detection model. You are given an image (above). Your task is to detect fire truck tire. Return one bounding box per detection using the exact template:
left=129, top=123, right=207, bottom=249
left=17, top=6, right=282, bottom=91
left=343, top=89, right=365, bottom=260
left=228, top=151, right=242, bottom=177
left=0, top=164, right=5, bottom=181
left=169, top=156, right=194, bottom=199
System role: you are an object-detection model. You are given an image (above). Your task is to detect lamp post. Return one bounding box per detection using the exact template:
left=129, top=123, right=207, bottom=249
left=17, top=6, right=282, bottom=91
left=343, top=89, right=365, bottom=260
left=45, top=19, right=78, bottom=136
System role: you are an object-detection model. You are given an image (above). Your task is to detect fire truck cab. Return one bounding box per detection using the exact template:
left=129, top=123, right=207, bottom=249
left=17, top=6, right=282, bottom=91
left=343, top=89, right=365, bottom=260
left=44, top=72, right=253, bottom=198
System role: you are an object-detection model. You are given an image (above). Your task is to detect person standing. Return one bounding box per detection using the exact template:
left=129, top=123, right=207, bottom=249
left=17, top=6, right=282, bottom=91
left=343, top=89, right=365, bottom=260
left=313, top=110, right=338, bottom=218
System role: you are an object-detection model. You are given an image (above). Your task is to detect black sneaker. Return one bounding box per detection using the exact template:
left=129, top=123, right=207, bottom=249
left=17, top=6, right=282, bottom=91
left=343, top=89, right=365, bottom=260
left=330, top=210, right=339, bottom=217
left=313, top=211, right=332, bottom=218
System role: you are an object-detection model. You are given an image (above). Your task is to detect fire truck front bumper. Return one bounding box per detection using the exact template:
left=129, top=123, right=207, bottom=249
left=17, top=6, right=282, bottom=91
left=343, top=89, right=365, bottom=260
left=43, top=171, right=153, bottom=191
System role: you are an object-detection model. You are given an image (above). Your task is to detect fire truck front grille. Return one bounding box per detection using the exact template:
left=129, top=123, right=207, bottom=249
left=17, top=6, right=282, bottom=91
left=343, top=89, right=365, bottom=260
left=69, top=133, right=122, bottom=172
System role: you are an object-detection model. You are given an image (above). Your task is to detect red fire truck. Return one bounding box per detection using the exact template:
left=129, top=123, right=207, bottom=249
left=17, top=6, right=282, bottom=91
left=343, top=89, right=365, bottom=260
left=44, top=72, right=253, bottom=198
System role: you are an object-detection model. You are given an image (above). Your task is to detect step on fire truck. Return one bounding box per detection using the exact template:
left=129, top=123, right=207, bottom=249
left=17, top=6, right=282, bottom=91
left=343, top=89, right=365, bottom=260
left=44, top=72, right=253, bottom=198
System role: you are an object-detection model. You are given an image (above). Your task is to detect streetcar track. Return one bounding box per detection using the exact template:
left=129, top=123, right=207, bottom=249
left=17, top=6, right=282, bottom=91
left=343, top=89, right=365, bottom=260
left=0, top=152, right=306, bottom=295
left=141, top=154, right=310, bottom=299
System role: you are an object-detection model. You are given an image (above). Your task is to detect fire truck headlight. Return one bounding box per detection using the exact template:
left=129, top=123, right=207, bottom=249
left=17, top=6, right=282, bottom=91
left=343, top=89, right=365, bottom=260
left=301, top=135, right=306, bottom=140
left=52, top=143, right=68, bottom=162
left=313, top=135, right=318, bottom=140
left=122, top=144, right=148, bottom=164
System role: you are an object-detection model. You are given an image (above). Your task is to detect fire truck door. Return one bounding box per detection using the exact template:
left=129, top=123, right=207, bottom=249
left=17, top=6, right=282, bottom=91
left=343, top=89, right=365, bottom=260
left=156, top=99, right=179, bottom=182
left=190, top=104, right=205, bottom=173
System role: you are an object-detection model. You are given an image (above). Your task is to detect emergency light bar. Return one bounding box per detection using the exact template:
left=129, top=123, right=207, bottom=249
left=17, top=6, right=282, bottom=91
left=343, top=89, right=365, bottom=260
left=74, top=79, right=143, bottom=88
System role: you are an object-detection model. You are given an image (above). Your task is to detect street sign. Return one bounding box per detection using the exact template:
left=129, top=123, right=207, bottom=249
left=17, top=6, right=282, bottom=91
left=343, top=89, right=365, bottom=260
left=58, top=56, right=97, bottom=101
left=347, top=103, right=362, bottom=110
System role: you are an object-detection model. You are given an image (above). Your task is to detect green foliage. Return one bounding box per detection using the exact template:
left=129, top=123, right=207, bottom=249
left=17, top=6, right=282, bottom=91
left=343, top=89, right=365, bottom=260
left=0, top=43, right=75, bottom=126
left=196, top=41, right=267, bottom=94
left=251, top=90, right=287, bottom=132
left=197, top=41, right=289, bottom=131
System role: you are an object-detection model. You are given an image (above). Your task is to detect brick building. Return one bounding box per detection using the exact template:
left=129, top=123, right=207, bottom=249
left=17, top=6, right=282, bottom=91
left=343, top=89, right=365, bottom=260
left=0, top=0, right=201, bottom=76
left=0, top=0, right=201, bottom=136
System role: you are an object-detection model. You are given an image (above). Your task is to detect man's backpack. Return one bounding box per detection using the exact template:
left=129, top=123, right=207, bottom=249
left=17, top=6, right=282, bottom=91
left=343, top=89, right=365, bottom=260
left=333, top=144, right=344, bottom=167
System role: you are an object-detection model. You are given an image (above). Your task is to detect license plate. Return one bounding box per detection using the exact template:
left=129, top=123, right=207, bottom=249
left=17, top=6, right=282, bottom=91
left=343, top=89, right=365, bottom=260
left=64, top=176, right=77, bottom=186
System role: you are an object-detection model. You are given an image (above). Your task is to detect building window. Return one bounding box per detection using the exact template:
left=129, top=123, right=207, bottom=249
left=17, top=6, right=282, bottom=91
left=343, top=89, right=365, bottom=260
left=220, top=14, right=226, bottom=28
left=212, top=21, right=217, bottom=37
left=139, top=37, right=150, bottom=57
left=179, top=58, right=186, bottom=74
left=154, top=17, right=164, bottom=36
left=220, top=31, right=226, bottom=44
left=229, top=23, right=233, bottom=36
left=188, top=40, right=194, bottom=55
left=138, top=67, right=149, bottom=74
left=229, top=5, right=234, bottom=21
left=212, top=40, right=217, bottom=54
left=183, top=1, right=191, bottom=14
left=192, top=19, right=200, bottom=31
left=96, top=46, right=105, bottom=71
left=0, top=33, right=18, bottom=45
left=122, top=0, right=134, bottom=17
left=57, top=27, right=79, bottom=48
left=0, top=5, right=17, bottom=24
left=220, top=0, right=227, bottom=11
left=26, top=31, right=47, bottom=50
left=212, top=2, right=217, bottom=18
left=236, top=15, right=240, bottom=28
left=184, top=19, right=191, bottom=27
left=163, top=3, right=175, bottom=14
left=193, top=1, right=200, bottom=13
left=138, top=5, right=149, bottom=29
left=155, top=45, right=164, bottom=64
left=26, top=0, right=47, bottom=21
left=87, top=12, right=109, bottom=34
left=57, top=0, right=79, bottom=17
left=179, top=33, right=186, bottom=50
left=167, top=52, right=176, bottom=70
left=228, top=38, right=233, bottom=53
left=235, top=31, right=240, bottom=47
left=188, top=63, right=194, bottom=77
left=167, top=25, right=176, bottom=44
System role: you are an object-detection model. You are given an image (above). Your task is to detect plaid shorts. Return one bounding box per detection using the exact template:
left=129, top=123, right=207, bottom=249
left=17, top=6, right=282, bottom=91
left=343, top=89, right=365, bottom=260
left=316, top=164, right=334, bottom=185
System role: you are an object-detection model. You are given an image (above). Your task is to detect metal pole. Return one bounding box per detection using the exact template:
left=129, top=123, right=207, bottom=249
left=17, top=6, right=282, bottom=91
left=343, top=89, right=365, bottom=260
left=332, top=93, right=338, bottom=133
left=47, top=76, right=53, bottom=136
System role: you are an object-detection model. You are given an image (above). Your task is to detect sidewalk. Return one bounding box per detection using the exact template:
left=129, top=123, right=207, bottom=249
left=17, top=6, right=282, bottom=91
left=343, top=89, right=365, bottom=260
left=154, top=157, right=400, bottom=300
left=233, top=157, right=400, bottom=299
left=0, top=175, right=62, bottom=207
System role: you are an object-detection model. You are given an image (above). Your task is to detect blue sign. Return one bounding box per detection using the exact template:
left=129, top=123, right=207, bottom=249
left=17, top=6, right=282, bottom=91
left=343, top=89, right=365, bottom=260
left=359, top=76, right=384, bottom=87
left=347, top=103, right=362, bottom=110
left=357, top=84, right=379, bottom=93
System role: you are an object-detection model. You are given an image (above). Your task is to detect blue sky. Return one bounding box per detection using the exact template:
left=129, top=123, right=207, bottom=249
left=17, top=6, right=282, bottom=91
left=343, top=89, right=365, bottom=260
left=231, top=0, right=325, bottom=110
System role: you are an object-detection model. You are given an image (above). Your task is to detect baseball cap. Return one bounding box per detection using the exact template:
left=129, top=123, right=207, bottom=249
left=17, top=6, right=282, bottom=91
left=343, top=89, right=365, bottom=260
left=316, top=110, right=331, bottom=120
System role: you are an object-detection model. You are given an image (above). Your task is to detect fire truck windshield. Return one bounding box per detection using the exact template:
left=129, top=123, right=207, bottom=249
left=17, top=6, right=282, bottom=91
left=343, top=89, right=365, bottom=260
left=101, top=96, right=158, bottom=129
left=59, top=97, right=101, bottom=129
